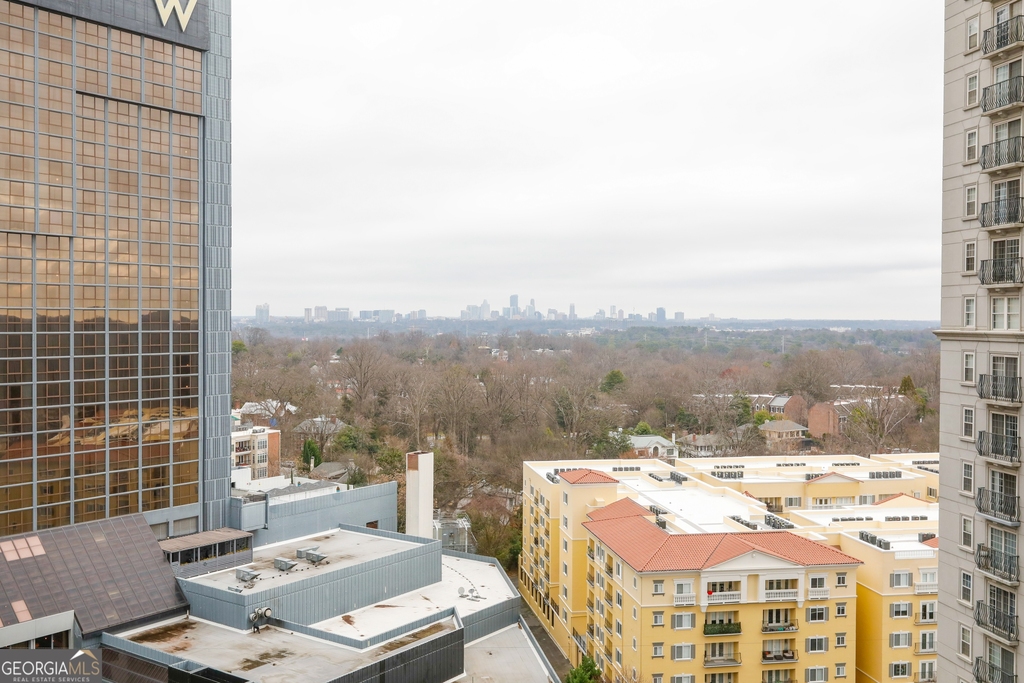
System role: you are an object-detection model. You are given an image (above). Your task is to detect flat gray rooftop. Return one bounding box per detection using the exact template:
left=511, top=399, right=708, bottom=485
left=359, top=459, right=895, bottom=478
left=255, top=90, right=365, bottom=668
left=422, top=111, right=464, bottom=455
left=121, top=616, right=455, bottom=683
left=182, top=529, right=420, bottom=594
left=464, top=625, right=553, bottom=683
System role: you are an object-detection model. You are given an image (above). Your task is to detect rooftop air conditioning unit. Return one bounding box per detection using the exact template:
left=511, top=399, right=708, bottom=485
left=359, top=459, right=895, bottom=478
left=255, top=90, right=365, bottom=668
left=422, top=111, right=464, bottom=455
left=274, top=557, right=297, bottom=571
left=235, top=568, right=260, bottom=583
left=305, top=551, right=328, bottom=564
left=296, top=546, right=320, bottom=559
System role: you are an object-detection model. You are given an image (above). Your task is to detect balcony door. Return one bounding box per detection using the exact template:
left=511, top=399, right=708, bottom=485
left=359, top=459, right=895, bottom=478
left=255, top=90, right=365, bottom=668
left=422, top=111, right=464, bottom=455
left=765, top=608, right=790, bottom=626
left=997, top=1, right=1023, bottom=25
left=996, top=59, right=1023, bottom=85
left=990, top=584, right=1017, bottom=616
left=992, top=413, right=1019, bottom=449
left=991, top=469, right=1018, bottom=498
left=989, top=643, right=1015, bottom=676
left=995, top=179, right=1022, bottom=204
left=991, top=527, right=1018, bottom=561
left=993, top=238, right=1021, bottom=261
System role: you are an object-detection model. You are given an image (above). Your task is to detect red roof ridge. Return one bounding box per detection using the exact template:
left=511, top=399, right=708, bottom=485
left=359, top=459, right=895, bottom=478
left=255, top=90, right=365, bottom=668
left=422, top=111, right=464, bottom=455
left=559, top=468, right=619, bottom=485
left=587, top=497, right=650, bottom=521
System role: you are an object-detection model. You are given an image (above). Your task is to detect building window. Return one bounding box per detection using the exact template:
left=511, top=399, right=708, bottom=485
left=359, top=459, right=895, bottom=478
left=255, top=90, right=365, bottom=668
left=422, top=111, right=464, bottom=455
left=810, top=575, right=825, bottom=589
left=891, top=572, right=912, bottom=588
left=562, top=586, right=567, bottom=598
left=807, top=668, right=828, bottom=683
left=961, top=516, right=974, bottom=548
left=920, top=631, right=936, bottom=652
left=959, top=624, right=971, bottom=659
left=960, top=572, right=972, bottom=603
left=965, top=296, right=976, bottom=327
left=562, top=539, right=567, bottom=551
left=670, top=676, right=694, bottom=683
left=836, top=602, right=847, bottom=617
left=671, top=643, right=694, bottom=661
left=562, top=515, right=567, bottom=529
left=616, top=591, right=622, bottom=607
left=890, top=602, right=910, bottom=618
left=836, top=573, right=847, bottom=587
left=632, top=637, right=637, bottom=651
left=652, top=676, right=663, bottom=683
left=890, top=662, right=910, bottom=678
left=784, top=496, right=801, bottom=508
left=836, top=632, right=846, bottom=647
left=808, top=606, right=827, bottom=622
left=807, top=636, right=828, bottom=653
left=563, top=562, right=567, bottom=576
left=633, top=606, right=637, bottom=620
left=653, top=611, right=664, bottom=626
left=858, top=494, right=875, bottom=505
left=616, top=620, right=622, bottom=636
left=963, top=407, right=975, bottom=439
left=562, top=492, right=567, bottom=504
left=615, top=649, right=621, bottom=665
left=967, top=15, right=980, bottom=51
left=615, top=561, right=621, bottom=578
left=993, top=296, right=1022, bottom=330
left=672, top=613, right=695, bottom=629
left=652, top=643, right=664, bottom=658
left=836, top=663, right=847, bottom=678
left=966, top=129, right=979, bottom=162
left=964, top=351, right=976, bottom=383
left=890, top=632, right=911, bottom=648
left=966, top=185, right=978, bottom=218
left=653, top=580, right=664, bottom=595
left=963, top=461, right=974, bottom=492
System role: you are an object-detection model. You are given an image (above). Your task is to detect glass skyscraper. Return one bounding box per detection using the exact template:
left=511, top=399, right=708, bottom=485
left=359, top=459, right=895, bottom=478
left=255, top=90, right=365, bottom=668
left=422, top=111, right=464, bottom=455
left=0, top=0, right=231, bottom=538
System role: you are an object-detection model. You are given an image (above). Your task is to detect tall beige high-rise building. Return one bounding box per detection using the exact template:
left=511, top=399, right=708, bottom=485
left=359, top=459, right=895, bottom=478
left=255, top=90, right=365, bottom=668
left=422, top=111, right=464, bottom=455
left=940, top=3, right=1024, bottom=682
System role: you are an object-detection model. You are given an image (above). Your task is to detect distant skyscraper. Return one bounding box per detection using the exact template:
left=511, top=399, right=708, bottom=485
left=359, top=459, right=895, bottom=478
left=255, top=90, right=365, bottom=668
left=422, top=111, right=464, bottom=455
left=480, top=300, right=490, bottom=320
left=656, top=307, right=666, bottom=323
left=510, top=294, right=519, bottom=316
left=610, top=305, right=616, bottom=318
left=314, top=306, right=328, bottom=322
left=0, top=0, right=232, bottom=538
left=256, top=304, right=270, bottom=325
left=569, top=303, right=576, bottom=320
left=304, top=308, right=314, bottom=324
left=674, top=312, right=685, bottom=322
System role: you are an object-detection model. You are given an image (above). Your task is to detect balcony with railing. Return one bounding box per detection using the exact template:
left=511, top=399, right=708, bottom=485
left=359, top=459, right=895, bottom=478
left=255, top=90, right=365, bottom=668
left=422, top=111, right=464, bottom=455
left=914, top=641, right=937, bottom=655
left=915, top=582, right=938, bottom=595
left=586, top=600, right=594, bottom=613
left=914, top=672, right=937, bottom=683
left=703, top=621, right=742, bottom=636
left=914, top=612, right=937, bottom=625
left=983, top=138, right=1024, bottom=173
left=674, top=592, right=696, bottom=606
left=586, top=573, right=595, bottom=586
left=707, top=591, right=742, bottom=605
left=761, top=648, right=798, bottom=664
left=978, top=431, right=1023, bottom=466
left=981, top=197, right=1024, bottom=229
left=765, top=589, right=799, bottom=602
left=985, top=16, right=1024, bottom=56
left=977, top=543, right=1022, bottom=584
left=703, top=652, right=742, bottom=668
left=980, top=259, right=1024, bottom=287
left=763, top=677, right=798, bottom=683
left=807, top=587, right=830, bottom=600
left=975, top=600, right=1020, bottom=642
left=983, top=77, right=1024, bottom=114
left=762, top=619, right=799, bottom=633
left=975, top=657, right=1018, bottom=683
left=977, top=487, right=1022, bottom=526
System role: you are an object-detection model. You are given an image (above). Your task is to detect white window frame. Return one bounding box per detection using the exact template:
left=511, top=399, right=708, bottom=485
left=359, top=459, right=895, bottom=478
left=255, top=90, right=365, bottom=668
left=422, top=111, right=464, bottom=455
left=960, top=571, right=973, bottom=604
left=671, top=643, right=694, bottom=661
left=963, top=407, right=975, bottom=440
left=891, top=572, right=912, bottom=588
left=967, top=72, right=980, bottom=108
left=653, top=580, right=664, bottom=595
left=964, top=351, right=976, bottom=383
left=836, top=663, right=847, bottom=678
left=652, top=642, right=664, bottom=658
left=963, top=461, right=974, bottom=493
left=807, top=667, right=828, bottom=683
left=810, top=574, right=826, bottom=589
left=890, top=662, right=910, bottom=679
left=962, top=516, right=974, bottom=548
left=836, top=602, right=847, bottom=617
left=835, top=573, right=847, bottom=587
left=562, top=492, right=568, bottom=504
left=959, top=624, right=972, bottom=660
left=836, top=632, right=846, bottom=648
left=967, top=15, right=981, bottom=51
left=993, top=295, right=1023, bottom=331
left=891, top=602, right=911, bottom=619
left=653, top=611, right=664, bottom=626
left=808, top=636, right=828, bottom=653
left=672, top=613, right=695, bottom=629
left=890, top=632, right=911, bottom=649
left=965, top=241, right=977, bottom=274
left=965, top=296, right=976, bottom=328
left=966, top=184, right=979, bottom=218
left=966, top=128, right=979, bottom=163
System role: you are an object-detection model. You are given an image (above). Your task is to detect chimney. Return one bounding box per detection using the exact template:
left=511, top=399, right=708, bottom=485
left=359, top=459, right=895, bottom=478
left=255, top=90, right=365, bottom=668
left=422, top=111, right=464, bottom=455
left=671, top=432, right=676, bottom=444
left=405, top=451, right=434, bottom=539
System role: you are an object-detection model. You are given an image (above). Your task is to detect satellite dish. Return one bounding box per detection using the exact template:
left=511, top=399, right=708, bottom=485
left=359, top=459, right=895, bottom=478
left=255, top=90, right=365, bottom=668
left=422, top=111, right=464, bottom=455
left=458, top=587, right=466, bottom=597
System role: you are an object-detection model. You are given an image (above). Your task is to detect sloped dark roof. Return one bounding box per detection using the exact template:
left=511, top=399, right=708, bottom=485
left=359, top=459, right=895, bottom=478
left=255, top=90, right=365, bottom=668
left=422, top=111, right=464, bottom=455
left=0, top=514, right=188, bottom=635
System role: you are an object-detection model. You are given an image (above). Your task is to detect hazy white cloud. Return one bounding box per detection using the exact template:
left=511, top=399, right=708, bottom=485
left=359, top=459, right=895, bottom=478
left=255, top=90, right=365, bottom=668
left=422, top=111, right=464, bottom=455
left=232, top=1, right=942, bottom=320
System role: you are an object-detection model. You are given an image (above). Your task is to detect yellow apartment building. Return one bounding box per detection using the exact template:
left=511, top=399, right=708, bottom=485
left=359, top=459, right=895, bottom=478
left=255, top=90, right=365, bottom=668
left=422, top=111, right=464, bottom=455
left=582, top=498, right=861, bottom=683
left=790, top=496, right=940, bottom=683
left=521, top=456, right=942, bottom=683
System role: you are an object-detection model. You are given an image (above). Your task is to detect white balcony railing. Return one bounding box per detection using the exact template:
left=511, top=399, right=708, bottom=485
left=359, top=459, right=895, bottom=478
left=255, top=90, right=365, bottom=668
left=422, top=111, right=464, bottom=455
left=764, top=589, right=799, bottom=602
left=675, top=593, right=697, bottom=606
left=707, top=591, right=742, bottom=604
left=808, top=587, right=830, bottom=600
left=914, top=582, right=938, bottom=595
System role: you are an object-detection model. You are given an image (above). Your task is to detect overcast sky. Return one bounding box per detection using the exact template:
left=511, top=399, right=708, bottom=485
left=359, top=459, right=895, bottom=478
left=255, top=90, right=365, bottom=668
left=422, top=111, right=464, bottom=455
left=232, top=1, right=942, bottom=320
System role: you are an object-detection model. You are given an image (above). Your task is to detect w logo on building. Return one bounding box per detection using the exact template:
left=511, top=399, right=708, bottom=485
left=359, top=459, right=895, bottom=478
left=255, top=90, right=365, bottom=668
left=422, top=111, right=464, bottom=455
left=154, top=0, right=199, bottom=31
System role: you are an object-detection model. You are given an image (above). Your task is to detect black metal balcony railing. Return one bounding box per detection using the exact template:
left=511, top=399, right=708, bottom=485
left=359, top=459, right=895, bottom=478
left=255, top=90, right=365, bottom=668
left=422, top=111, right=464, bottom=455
left=975, top=657, right=1019, bottom=683
left=762, top=619, right=799, bottom=633
left=975, top=600, right=1020, bottom=642
left=983, top=138, right=1024, bottom=170
left=977, top=487, right=1022, bottom=524
left=984, top=16, right=1024, bottom=55
left=978, top=375, right=1024, bottom=403
left=980, top=259, right=1024, bottom=286
left=977, top=543, right=1022, bottom=583
left=977, top=431, right=1023, bottom=465
left=703, top=621, right=742, bottom=636
left=981, top=197, right=1024, bottom=227
left=983, top=76, right=1024, bottom=113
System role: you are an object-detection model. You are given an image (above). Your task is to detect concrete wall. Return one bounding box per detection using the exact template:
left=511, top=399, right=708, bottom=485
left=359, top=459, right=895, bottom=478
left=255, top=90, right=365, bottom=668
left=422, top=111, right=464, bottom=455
left=327, top=626, right=464, bottom=683
left=178, top=526, right=440, bottom=630
left=228, top=482, right=397, bottom=544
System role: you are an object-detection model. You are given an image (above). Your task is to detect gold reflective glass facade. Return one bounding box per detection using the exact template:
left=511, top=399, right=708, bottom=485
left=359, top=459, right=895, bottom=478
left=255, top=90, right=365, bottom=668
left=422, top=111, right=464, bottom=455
left=0, top=0, right=203, bottom=535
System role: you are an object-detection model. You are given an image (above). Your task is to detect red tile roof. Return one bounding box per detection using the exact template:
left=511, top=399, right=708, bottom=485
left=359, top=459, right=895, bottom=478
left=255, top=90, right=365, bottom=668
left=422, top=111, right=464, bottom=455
left=922, top=536, right=939, bottom=548
left=559, top=468, right=619, bottom=485
left=583, top=515, right=862, bottom=572
left=586, top=497, right=650, bottom=521
left=806, top=472, right=858, bottom=484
